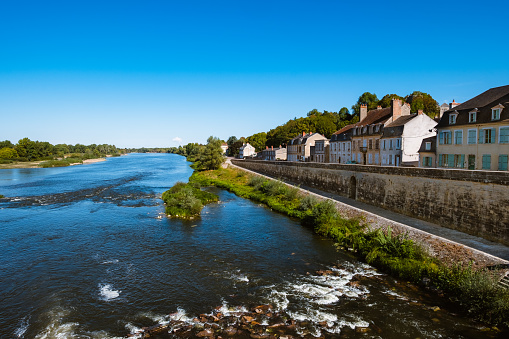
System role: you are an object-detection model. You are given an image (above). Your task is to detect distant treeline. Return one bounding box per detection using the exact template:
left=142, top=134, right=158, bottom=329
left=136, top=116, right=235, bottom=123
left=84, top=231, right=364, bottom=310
left=0, top=138, right=123, bottom=163
left=126, top=147, right=173, bottom=153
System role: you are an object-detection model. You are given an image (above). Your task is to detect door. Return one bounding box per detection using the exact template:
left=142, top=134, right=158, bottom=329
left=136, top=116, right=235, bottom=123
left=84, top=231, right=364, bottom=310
left=468, top=155, right=475, bottom=170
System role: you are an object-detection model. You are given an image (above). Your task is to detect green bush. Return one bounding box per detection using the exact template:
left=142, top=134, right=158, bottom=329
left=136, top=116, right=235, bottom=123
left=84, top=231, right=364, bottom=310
left=247, top=175, right=266, bottom=190
left=162, top=181, right=218, bottom=218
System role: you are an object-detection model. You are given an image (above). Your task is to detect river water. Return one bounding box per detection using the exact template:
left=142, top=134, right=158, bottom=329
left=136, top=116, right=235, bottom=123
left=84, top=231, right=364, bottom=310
left=0, top=154, right=503, bottom=338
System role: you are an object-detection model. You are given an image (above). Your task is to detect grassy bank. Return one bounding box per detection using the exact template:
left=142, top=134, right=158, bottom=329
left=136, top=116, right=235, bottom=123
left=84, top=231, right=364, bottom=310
left=162, top=181, right=219, bottom=219
left=39, top=157, right=84, bottom=168
left=190, top=167, right=509, bottom=327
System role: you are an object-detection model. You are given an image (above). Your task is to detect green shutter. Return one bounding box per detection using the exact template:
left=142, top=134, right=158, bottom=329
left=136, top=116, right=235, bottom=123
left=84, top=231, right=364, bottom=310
left=438, top=154, right=443, bottom=166
left=447, top=154, right=454, bottom=167
left=491, top=128, right=496, bottom=144
left=479, top=129, right=485, bottom=144
left=460, top=154, right=465, bottom=168
left=439, top=132, right=444, bottom=144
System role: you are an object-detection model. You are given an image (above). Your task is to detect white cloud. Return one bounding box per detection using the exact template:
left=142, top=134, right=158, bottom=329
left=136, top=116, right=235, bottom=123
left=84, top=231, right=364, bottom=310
left=172, top=137, right=183, bottom=145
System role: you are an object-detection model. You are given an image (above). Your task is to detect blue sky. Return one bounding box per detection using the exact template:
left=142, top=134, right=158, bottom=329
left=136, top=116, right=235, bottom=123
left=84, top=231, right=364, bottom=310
left=1, top=0, right=508, bottom=148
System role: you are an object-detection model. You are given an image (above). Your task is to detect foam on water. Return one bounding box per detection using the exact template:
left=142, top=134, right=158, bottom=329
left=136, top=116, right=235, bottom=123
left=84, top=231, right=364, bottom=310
left=99, top=284, right=121, bottom=301
left=34, top=308, right=79, bottom=339
left=14, top=316, right=29, bottom=338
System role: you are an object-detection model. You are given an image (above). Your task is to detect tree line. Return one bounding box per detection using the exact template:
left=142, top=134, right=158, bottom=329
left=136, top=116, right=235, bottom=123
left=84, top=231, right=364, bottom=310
left=0, top=138, right=123, bottom=162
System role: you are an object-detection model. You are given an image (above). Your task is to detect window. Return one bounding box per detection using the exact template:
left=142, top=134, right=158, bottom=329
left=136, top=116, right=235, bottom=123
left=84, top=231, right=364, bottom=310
left=389, top=140, right=393, bottom=150
left=396, top=138, right=401, bottom=150
left=500, top=127, right=509, bottom=144
left=375, top=139, right=379, bottom=150
left=479, top=128, right=496, bottom=144
left=368, top=153, right=373, bottom=164
left=368, top=139, right=373, bottom=150
left=449, top=114, right=457, bottom=124
left=469, top=111, right=477, bottom=123
left=389, top=154, right=393, bottom=165
left=492, top=108, right=501, bottom=120
left=423, top=156, right=433, bottom=167
left=439, top=131, right=452, bottom=144
left=375, top=154, right=379, bottom=164
left=499, top=155, right=508, bottom=171
left=482, top=155, right=491, bottom=170
left=363, top=139, right=367, bottom=147
left=454, top=130, right=463, bottom=145
left=425, top=142, right=431, bottom=150
left=383, top=140, right=386, bottom=150
left=468, top=129, right=477, bottom=144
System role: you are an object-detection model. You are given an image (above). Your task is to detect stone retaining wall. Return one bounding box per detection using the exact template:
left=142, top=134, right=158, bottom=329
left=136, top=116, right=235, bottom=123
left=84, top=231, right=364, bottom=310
left=232, top=159, right=509, bottom=247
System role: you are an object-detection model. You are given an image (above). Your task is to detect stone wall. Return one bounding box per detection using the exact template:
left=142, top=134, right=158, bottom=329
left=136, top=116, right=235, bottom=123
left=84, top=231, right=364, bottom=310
left=232, top=159, right=509, bottom=246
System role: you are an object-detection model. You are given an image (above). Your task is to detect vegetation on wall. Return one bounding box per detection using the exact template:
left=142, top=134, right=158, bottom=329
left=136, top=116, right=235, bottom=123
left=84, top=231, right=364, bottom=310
left=190, top=166, right=509, bottom=328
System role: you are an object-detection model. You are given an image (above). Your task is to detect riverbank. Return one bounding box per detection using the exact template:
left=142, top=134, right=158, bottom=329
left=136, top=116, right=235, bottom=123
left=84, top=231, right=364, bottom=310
left=190, top=166, right=509, bottom=328
left=0, top=157, right=107, bottom=169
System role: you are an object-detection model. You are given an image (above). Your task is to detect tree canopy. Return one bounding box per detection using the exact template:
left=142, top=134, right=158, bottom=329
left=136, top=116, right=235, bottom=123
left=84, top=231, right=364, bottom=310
left=351, top=92, right=379, bottom=116
left=246, top=132, right=267, bottom=152
left=378, top=94, right=405, bottom=108
left=197, top=136, right=225, bottom=170
left=405, top=91, right=439, bottom=117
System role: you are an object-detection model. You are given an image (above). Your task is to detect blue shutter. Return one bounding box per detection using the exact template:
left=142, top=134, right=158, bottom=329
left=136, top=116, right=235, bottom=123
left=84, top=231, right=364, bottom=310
left=439, top=132, right=444, bottom=144
left=479, top=129, right=485, bottom=144
left=460, top=154, right=465, bottom=168
left=491, top=128, right=496, bottom=144
left=447, top=155, right=454, bottom=167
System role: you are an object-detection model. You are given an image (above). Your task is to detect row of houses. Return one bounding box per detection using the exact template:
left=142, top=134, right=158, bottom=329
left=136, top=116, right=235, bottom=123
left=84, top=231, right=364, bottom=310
left=235, top=85, right=508, bottom=171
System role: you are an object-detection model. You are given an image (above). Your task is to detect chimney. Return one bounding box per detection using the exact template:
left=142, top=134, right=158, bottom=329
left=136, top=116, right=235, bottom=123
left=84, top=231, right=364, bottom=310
left=271, top=146, right=273, bottom=150
left=303, top=131, right=306, bottom=136
left=418, top=109, right=423, bottom=115
left=377, top=105, right=382, bottom=110
left=266, top=146, right=268, bottom=149
left=391, top=99, right=402, bottom=121
left=360, top=104, right=368, bottom=122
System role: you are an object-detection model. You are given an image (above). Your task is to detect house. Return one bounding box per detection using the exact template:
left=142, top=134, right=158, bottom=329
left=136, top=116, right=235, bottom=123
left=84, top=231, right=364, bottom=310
left=238, top=143, right=256, bottom=158
left=351, top=100, right=410, bottom=165
left=261, top=145, right=287, bottom=161
left=330, top=124, right=354, bottom=163
left=418, top=136, right=437, bottom=167
left=435, top=85, right=509, bottom=170
left=380, top=110, right=437, bottom=166
left=287, top=132, right=327, bottom=162
left=221, top=143, right=228, bottom=155
left=313, top=139, right=330, bottom=163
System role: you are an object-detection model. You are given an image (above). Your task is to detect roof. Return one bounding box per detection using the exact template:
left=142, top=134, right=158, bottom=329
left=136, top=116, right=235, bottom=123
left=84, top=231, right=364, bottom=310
left=418, top=136, right=436, bottom=153
left=384, top=114, right=417, bottom=128
left=331, top=124, right=355, bottom=142
left=448, top=85, right=509, bottom=111
left=381, top=115, right=418, bottom=138
left=356, top=107, right=392, bottom=126
left=437, top=85, right=509, bottom=128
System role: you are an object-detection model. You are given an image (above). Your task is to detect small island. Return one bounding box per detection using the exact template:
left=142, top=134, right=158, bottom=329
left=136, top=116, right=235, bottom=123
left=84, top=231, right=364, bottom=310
left=162, top=181, right=218, bottom=219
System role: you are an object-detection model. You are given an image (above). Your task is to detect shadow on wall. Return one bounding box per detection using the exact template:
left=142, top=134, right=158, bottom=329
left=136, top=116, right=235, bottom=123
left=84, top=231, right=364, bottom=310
left=349, top=176, right=357, bottom=200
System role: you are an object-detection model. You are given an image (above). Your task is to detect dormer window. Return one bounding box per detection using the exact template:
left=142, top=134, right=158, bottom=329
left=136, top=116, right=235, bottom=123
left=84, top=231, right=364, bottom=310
left=492, top=104, right=504, bottom=120
left=425, top=142, right=431, bottom=151
left=469, top=110, right=477, bottom=123
left=449, top=111, right=458, bottom=124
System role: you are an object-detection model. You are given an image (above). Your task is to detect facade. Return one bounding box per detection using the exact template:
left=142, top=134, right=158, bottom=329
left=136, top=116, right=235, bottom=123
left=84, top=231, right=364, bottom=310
left=418, top=136, right=437, bottom=167
left=436, top=85, right=509, bottom=170
left=287, top=132, right=327, bottom=162
left=351, top=100, right=411, bottom=165
left=380, top=110, right=437, bottom=166
left=238, top=143, right=256, bottom=158
left=261, top=146, right=287, bottom=161
left=313, top=139, right=330, bottom=163
left=439, top=100, right=461, bottom=118
left=330, top=125, right=354, bottom=163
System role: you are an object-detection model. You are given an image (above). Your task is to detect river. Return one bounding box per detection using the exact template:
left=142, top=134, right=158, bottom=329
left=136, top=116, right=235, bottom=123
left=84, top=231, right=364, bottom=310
left=0, top=153, right=503, bottom=338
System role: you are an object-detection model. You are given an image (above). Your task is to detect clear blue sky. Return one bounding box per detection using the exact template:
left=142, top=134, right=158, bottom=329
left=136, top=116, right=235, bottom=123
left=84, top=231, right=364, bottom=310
left=1, top=0, right=507, bottom=148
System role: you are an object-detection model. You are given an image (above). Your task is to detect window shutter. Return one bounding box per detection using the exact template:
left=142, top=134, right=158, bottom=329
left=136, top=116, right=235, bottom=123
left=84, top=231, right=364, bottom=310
left=448, top=155, right=454, bottom=168
left=491, top=128, right=496, bottom=144
left=460, top=154, right=465, bottom=168
left=447, top=132, right=452, bottom=144
left=439, top=132, right=444, bottom=144
left=479, top=129, right=485, bottom=144
left=438, top=154, right=443, bottom=166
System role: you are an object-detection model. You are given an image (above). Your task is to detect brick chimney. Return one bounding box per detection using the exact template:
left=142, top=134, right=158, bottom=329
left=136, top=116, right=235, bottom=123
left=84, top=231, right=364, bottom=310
left=418, top=109, right=423, bottom=115
left=360, top=104, right=368, bottom=122
left=271, top=146, right=273, bottom=150
left=391, top=99, right=402, bottom=121
left=266, top=146, right=268, bottom=149
left=377, top=105, right=382, bottom=110
left=303, top=131, right=306, bottom=136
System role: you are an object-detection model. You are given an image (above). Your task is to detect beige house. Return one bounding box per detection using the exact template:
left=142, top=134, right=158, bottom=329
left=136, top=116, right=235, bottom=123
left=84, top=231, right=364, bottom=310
left=418, top=136, right=437, bottom=167
left=287, top=132, right=327, bottom=162
left=261, top=146, right=287, bottom=161
left=351, top=100, right=411, bottom=165
left=238, top=143, right=256, bottom=158
left=436, top=85, right=509, bottom=170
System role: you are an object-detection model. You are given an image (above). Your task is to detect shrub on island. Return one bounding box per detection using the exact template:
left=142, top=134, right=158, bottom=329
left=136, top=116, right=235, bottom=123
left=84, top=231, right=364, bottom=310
left=162, top=181, right=218, bottom=219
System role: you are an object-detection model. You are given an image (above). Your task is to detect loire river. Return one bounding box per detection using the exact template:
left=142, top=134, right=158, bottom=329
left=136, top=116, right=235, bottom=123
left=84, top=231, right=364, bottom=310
left=0, top=154, right=503, bottom=338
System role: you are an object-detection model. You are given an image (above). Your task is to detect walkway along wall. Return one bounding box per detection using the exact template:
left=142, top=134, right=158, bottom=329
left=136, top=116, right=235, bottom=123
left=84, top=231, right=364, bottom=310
left=232, top=159, right=509, bottom=246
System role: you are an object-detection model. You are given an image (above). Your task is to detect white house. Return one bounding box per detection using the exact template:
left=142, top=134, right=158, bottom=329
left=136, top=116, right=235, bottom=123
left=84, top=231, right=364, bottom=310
left=239, top=143, right=256, bottom=158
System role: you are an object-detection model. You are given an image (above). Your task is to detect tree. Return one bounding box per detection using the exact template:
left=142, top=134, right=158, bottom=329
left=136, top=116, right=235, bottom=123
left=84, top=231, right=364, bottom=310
left=405, top=91, right=439, bottom=118
left=378, top=94, right=405, bottom=108
left=197, top=136, right=224, bottom=170
left=15, top=138, right=37, bottom=160
left=246, top=132, right=267, bottom=152
left=314, top=114, right=336, bottom=138
left=0, top=140, right=14, bottom=149
left=227, top=136, right=238, bottom=147
left=0, top=147, right=18, bottom=159
left=351, top=92, right=379, bottom=116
